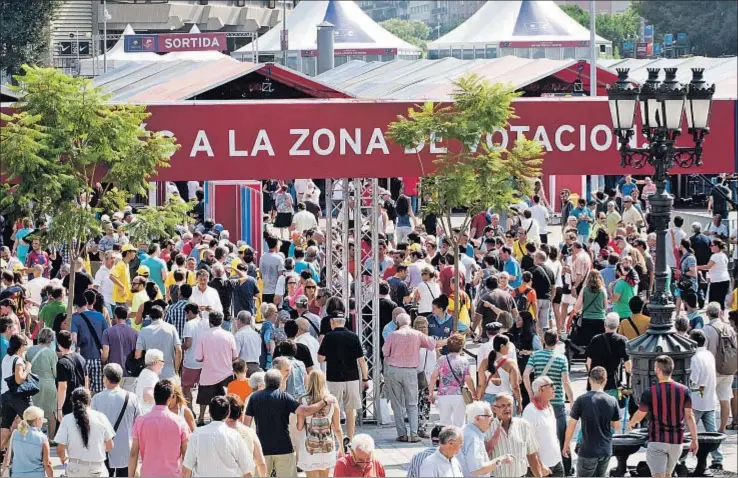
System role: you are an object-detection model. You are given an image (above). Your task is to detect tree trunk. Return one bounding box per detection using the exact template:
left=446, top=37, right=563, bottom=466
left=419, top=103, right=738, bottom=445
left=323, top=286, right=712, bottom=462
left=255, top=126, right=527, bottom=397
left=65, top=250, right=77, bottom=329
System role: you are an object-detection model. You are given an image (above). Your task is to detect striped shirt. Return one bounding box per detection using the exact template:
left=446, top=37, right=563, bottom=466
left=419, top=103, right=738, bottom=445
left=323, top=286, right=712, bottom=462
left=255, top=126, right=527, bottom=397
left=638, top=381, right=692, bottom=445
left=165, top=300, right=189, bottom=339
left=526, top=349, right=569, bottom=406
left=488, top=418, right=539, bottom=477
left=406, top=447, right=436, bottom=477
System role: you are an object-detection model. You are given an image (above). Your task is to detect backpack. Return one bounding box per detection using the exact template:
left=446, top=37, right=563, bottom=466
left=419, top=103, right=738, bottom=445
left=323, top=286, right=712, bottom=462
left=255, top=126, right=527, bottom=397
left=515, top=288, right=531, bottom=314
left=304, top=402, right=334, bottom=455
left=125, top=349, right=146, bottom=378
left=708, top=322, right=738, bottom=376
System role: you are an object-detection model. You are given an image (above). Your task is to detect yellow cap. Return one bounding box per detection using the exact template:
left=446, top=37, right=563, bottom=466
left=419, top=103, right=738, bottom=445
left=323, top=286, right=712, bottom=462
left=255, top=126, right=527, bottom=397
left=121, top=244, right=136, bottom=253
left=137, top=265, right=150, bottom=275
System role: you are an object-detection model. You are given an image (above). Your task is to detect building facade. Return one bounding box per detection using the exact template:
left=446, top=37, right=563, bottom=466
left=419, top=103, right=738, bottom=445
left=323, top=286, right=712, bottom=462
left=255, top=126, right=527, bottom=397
left=50, top=0, right=292, bottom=74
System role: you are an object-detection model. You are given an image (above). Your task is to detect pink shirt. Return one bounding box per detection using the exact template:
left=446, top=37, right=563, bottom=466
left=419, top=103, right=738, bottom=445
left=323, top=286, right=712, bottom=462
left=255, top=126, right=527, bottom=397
left=132, top=405, right=189, bottom=477
left=195, top=326, right=238, bottom=386
left=382, top=326, right=435, bottom=368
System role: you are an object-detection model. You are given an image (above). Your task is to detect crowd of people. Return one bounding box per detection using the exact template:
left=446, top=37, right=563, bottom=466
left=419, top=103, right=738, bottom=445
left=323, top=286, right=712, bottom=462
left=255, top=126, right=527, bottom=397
left=0, top=176, right=736, bottom=477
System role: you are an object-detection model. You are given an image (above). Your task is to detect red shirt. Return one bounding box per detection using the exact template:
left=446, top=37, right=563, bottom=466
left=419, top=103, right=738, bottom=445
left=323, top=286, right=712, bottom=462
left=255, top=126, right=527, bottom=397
left=382, top=265, right=397, bottom=280
left=333, top=456, right=386, bottom=477
left=471, top=212, right=489, bottom=239
left=25, top=250, right=50, bottom=278
left=439, top=266, right=465, bottom=296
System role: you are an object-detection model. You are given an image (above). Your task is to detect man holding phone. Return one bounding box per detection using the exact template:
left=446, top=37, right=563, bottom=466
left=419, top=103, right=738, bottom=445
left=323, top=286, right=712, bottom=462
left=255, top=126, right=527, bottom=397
left=190, top=269, right=222, bottom=321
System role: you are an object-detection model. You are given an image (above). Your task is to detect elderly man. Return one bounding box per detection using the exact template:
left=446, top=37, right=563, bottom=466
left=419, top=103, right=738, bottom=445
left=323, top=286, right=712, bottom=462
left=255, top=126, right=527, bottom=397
left=234, top=311, right=261, bottom=376
left=522, top=377, right=564, bottom=476
left=585, top=313, right=632, bottom=397
left=294, top=317, right=319, bottom=367
left=382, top=313, right=435, bottom=442
left=294, top=295, right=320, bottom=339
left=563, top=366, right=620, bottom=477
left=332, top=434, right=385, bottom=477
left=460, top=402, right=513, bottom=476
left=703, top=301, right=736, bottom=435
left=488, top=393, right=545, bottom=477
left=406, top=425, right=445, bottom=477
left=318, top=314, right=369, bottom=442
left=418, top=426, right=464, bottom=477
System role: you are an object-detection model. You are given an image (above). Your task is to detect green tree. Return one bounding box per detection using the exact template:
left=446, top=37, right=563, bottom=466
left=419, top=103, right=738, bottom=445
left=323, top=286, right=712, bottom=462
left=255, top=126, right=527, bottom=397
left=632, top=1, right=737, bottom=56
left=387, top=75, right=544, bottom=330
left=0, top=0, right=62, bottom=78
left=125, top=199, right=194, bottom=245
left=0, top=65, right=178, bottom=320
left=380, top=18, right=431, bottom=50
left=560, top=4, right=640, bottom=54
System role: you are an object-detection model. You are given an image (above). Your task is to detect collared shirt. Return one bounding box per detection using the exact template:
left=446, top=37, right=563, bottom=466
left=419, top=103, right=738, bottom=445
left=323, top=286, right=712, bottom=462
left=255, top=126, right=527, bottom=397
left=165, top=299, right=189, bottom=339
left=571, top=251, right=592, bottom=285
left=91, top=388, right=142, bottom=469
left=690, top=347, right=717, bottom=411
left=419, top=449, right=463, bottom=477
left=196, top=326, right=238, bottom=386
left=407, top=447, right=436, bottom=477
left=190, top=286, right=222, bottom=321
left=489, top=418, right=539, bottom=477
left=132, top=405, right=190, bottom=477
left=382, top=326, right=435, bottom=368
left=182, top=421, right=253, bottom=477
left=460, top=423, right=490, bottom=476
left=234, top=326, right=262, bottom=363
left=522, top=403, right=561, bottom=468
left=54, top=409, right=115, bottom=463
left=94, top=265, right=115, bottom=305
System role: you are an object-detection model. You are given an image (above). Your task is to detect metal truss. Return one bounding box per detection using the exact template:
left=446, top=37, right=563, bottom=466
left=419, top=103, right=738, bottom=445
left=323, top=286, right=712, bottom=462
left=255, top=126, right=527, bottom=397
left=353, top=178, right=382, bottom=425
left=325, top=179, right=351, bottom=312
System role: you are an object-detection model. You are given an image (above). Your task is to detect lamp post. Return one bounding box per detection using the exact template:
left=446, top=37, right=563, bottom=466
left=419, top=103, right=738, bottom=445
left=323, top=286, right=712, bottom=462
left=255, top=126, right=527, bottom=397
left=606, top=67, right=715, bottom=400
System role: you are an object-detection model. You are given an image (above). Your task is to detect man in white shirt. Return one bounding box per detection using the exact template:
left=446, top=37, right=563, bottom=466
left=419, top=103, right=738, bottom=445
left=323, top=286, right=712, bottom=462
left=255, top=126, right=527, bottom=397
left=190, top=269, right=223, bottom=321
left=234, top=311, right=262, bottom=376
left=93, top=251, right=116, bottom=314
left=182, top=396, right=254, bottom=477
left=295, top=318, right=320, bottom=367
left=522, top=376, right=562, bottom=476
left=529, top=195, right=550, bottom=245
left=419, top=426, right=464, bottom=477
left=664, top=216, right=686, bottom=270
left=688, top=329, right=722, bottom=471
left=26, top=264, right=50, bottom=312
left=181, top=303, right=209, bottom=413
left=291, top=202, right=317, bottom=233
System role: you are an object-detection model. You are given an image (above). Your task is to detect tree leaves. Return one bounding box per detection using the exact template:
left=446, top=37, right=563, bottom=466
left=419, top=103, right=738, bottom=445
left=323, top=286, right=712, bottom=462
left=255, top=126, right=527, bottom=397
left=124, top=199, right=194, bottom=245
left=0, top=0, right=61, bottom=79
left=560, top=4, right=640, bottom=57
left=379, top=19, right=431, bottom=51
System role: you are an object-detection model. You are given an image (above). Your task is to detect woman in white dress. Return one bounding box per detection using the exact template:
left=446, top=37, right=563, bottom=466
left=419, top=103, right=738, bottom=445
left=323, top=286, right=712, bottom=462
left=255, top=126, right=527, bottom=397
left=296, top=370, right=344, bottom=477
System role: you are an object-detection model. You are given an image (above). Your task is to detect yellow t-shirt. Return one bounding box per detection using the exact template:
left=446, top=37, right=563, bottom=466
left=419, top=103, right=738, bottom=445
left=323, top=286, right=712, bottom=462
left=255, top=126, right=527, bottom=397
left=730, top=288, right=737, bottom=312
left=111, top=260, right=131, bottom=304
left=512, top=240, right=528, bottom=261
left=131, top=290, right=149, bottom=331
left=164, top=268, right=196, bottom=289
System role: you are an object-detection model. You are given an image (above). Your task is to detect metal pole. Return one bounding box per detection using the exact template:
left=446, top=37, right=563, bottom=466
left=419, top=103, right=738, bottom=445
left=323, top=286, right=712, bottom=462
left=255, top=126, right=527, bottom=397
left=282, top=0, right=287, bottom=66
left=103, top=0, right=107, bottom=73
left=589, top=0, right=597, bottom=97
left=76, top=30, right=80, bottom=75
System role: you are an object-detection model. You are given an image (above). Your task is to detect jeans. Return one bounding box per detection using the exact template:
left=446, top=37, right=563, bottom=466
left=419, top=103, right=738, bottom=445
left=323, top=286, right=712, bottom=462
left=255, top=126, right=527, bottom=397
left=386, top=365, right=419, bottom=437
left=576, top=456, right=611, bottom=477
left=552, top=404, right=571, bottom=475
left=693, top=409, right=722, bottom=464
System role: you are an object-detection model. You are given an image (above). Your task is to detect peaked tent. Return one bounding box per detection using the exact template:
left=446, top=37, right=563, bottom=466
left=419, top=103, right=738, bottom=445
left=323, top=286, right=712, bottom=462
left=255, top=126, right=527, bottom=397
left=79, top=24, right=161, bottom=77
left=427, top=0, right=611, bottom=61
left=160, top=24, right=234, bottom=62
left=232, top=0, right=421, bottom=76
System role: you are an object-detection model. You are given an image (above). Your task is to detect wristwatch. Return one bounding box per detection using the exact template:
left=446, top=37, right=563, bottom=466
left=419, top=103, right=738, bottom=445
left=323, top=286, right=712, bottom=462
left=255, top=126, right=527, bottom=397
left=362, top=378, right=369, bottom=382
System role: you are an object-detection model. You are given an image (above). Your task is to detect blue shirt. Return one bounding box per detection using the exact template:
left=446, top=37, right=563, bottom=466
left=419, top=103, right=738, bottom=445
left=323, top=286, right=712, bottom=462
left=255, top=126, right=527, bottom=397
left=382, top=321, right=397, bottom=341
left=428, top=313, right=468, bottom=355
left=0, top=335, right=8, bottom=360
left=15, top=228, right=33, bottom=265
left=294, top=260, right=319, bottom=282
left=571, top=207, right=594, bottom=237
left=260, top=321, right=274, bottom=369
left=504, top=258, right=522, bottom=288
left=620, top=182, right=637, bottom=196
left=600, top=265, right=617, bottom=289
left=688, top=311, right=704, bottom=330
left=141, top=256, right=167, bottom=294
left=71, top=310, right=109, bottom=360
left=460, top=423, right=488, bottom=477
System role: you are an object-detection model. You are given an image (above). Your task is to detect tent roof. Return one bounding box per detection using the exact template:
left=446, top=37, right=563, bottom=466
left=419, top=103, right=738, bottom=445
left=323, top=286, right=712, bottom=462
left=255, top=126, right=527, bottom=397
left=79, top=24, right=161, bottom=76
left=314, top=57, right=618, bottom=100
left=234, top=0, right=420, bottom=54
left=428, top=0, right=610, bottom=48
left=599, top=56, right=737, bottom=99
left=91, top=58, right=349, bottom=101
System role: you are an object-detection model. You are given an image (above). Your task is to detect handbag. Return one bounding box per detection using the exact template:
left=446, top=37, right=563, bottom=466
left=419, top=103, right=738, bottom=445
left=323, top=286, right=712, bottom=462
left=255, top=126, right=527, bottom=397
left=3, top=357, right=41, bottom=398
left=417, top=349, right=429, bottom=389
left=446, top=355, right=474, bottom=405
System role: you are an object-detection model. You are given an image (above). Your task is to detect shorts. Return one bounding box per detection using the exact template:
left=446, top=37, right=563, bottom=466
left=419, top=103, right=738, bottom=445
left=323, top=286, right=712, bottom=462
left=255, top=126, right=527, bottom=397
left=716, top=375, right=733, bottom=401
left=1, top=394, right=31, bottom=429
left=181, top=367, right=202, bottom=389
left=274, top=212, right=293, bottom=228
left=196, top=376, right=232, bottom=405
left=327, top=380, right=361, bottom=410
left=646, top=442, right=682, bottom=475
left=86, top=358, right=103, bottom=394
left=553, top=287, right=563, bottom=304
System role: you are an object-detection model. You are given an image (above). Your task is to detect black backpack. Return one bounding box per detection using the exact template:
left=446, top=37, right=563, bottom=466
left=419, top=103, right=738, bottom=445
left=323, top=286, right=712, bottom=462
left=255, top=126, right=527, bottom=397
left=515, top=288, right=531, bottom=314
left=125, top=349, right=146, bottom=377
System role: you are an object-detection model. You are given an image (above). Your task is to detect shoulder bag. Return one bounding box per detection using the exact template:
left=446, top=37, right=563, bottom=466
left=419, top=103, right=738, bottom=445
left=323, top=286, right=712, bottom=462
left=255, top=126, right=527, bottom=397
left=626, top=317, right=640, bottom=336
left=446, top=355, right=473, bottom=405
left=417, top=349, right=429, bottom=389
left=79, top=311, right=103, bottom=353
left=3, top=356, right=40, bottom=398
left=540, top=352, right=558, bottom=378
left=104, top=392, right=130, bottom=470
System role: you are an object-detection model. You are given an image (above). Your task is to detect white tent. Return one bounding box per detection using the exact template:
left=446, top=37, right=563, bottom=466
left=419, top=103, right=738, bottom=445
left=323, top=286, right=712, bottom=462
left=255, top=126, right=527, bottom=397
left=160, top=24, right=235, bottom=62
left=427, top=0, right=612, bottom=61
left=79, top=24, right=161, bottom=77
left=232, top=0, right=421, bottom=76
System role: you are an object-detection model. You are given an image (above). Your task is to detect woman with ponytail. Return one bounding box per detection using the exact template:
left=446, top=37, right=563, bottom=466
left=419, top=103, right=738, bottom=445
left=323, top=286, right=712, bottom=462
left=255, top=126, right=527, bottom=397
left=54, top=387, right=114, bottom=477
left=0, top=406, right=53, bottom=477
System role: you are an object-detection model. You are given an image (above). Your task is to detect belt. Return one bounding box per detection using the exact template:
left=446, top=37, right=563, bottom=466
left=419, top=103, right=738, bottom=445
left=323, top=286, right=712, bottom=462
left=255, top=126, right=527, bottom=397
left=68, top=458, right=105, bottom=466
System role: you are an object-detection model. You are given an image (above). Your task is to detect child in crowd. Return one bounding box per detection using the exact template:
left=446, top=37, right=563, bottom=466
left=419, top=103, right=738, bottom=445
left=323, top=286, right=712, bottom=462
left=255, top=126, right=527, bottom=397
left=226, top=359, right=252, bottom=403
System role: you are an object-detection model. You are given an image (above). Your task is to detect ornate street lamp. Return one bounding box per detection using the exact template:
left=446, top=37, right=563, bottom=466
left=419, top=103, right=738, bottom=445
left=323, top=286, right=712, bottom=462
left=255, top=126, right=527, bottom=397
left=606, top=68, right=715, bottom=400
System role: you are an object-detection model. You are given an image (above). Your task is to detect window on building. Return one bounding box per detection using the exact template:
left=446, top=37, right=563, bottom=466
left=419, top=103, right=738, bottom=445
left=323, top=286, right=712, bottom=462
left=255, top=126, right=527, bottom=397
left=563, top=47, right=576, bottom=59
left=428, top=49, right=439, bottom=59
left=335, top=56, right=348, bottom=66
left=499, top=47, right=514, bottom=57
left=485, top=46, right=497, bottom=58
left=452, top=48, right=462, bottom=58
left=531, top=48, right=546, bottom=59
left=439, top=49, right=451, bottom=58
left=462, top=48, right=474, bottom=60
left=365, top=54, right=379, bottom=62
left=514, top=48, right=530, bottom=58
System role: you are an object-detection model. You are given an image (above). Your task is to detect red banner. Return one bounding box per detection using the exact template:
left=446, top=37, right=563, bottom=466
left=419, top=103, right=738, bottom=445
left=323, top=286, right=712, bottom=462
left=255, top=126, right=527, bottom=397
left=157, top=33, right=227, bottom=52
left=139, top=98, right=735, bottom=181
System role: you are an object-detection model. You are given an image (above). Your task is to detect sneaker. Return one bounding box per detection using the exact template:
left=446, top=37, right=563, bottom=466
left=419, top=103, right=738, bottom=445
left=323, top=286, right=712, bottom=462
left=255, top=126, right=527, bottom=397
left=408, top=435, right=421, bottom=443
left=708, top=463, right=723, bottom=470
